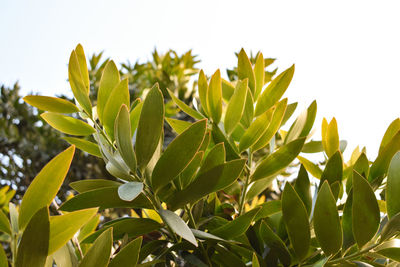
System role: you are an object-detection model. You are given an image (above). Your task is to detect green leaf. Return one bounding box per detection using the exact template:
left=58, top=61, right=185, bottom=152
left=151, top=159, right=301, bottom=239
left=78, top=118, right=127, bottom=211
left=238, top=49, right=256, bottom=95
left=15, top=207, right=50, bottom=267
left=380, top=212, right=400, bottom=241
left=212, top=245, right=246, bottom=267
left=53, top=243, right=78, bottom=267
left=191, top=229, right=226, bottom=242
left=240, top=90, right=254, bottom=129
left=79, top=228, right=113, bottom=267
left=285, top=101, right=317, bottom=144
left=199, top=142, right=225, bottom=174
left=23, top=95, right=79, bottom=113
left=254, top=52, right=265, bottom=100
left=239, top=108, right=273, bottom=152
left=252, top=138, right=305, bottom=181
left=281, top=102, right=297, bottom=126
left=152, top=119, right=207, bottom=192
left=320, top=151, right=343, bottom=187
left=59, top=187, right=152, bottom=211
left=78, top=214, right=101, bottom=242
left=169, top=159, right=246, bottom=210
left=252, top=253, right=260, bottom=267
left=41, top=113, right=95, bottom=136
left=180, top=151, right=204, bottom=189
left=165, top=117, right=192, bottom=134
left=207, top=70, right=223, bottom=123
left=103, top=78, right=130, bottom=140
left=68, top=50, right=92, bottom=116
left=211, top=123, right=240, bottom=161
left=379, top=118, right=400, bottom=154
left=342, top=190, right=355, bottom=250
left=255, top=65, right=294, bottom=116
left=159, top=209, right=197, bottom=246
left=198, top=70, right=209, bottom=116
left=70, top=179, right=121, bottom=193
left=253, top=200, right=281, bottom=221
left=49, top=208, right=98, bottom=254
left=167, top=88, right=204, bottom=120
left=313, top=181, right=342, bottom=256
left=130, top=101, right=143, bottom=136
left=136, top=84, right=165, bottom=169
left=98, top=60, right=120, bottom=124
left=259, top=221, right=291, bottom=266
left=83, top=218, right=161, bottom=243
left=221, top=78, right=235, bottom=102
left=19, top=146, right=75, bottom=230
left=117, top=182, right=143, bottom=201
left=297, top=156, right=322, bottom=179
left=387, top=152, right=400, bottom=219
left=282, top=183, right=310, bottom=260
left=0, top=245, right=7, bottom=267
left=211, top=207, right=261, bottom=239
left=294, top=165, right=312, bottom=215
left=0, top=210, right=11, bottom=235
left=115, top=104, right=137, bottom=173
left=224, top=79, right=248, bottom=135
left=252, top=98, right=287, bottom=152
left=376, top=247, right=400, bottom=262
left=352, top=171, right=380, bottom=248
left=109, top=236, right=142, bottom=267
left=63, top=137, right=101, bottom=157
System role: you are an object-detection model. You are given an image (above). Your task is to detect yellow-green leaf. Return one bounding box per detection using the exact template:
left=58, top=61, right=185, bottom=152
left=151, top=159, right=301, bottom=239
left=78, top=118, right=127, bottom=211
left=352, top=171, right=380, bottom=248
left=322, top=117, right=339, bottom=158
left=379, top=118, right=400, bottom=154
left=238, top=49, right=255, bottom=95
left=63, top=137, right=101, bottom=157
left=79, top=228, right=113, bottom=267
left=49, top=208, right=98, bottom=254
left=224, top=79, right=248, bottom=135
left=109, top=236, right=142, bottom=267
left=75, top=44, right=90, bottom=93
left=254, top=52, right=265, bottom=100
left=23, top=95, right=79, bottom=113
left=252, top=138, right=305, bottom=181
left=19, top=146, right=75, bottom=230
left=320, top=151, right=343, bottom=186
left=130, top=101, right=143, bottom=137
left=98, top=60, right=120, bottom=123
left=198, top=70, right=209, bottom=116
left=152, top=119, right=207, bottom=192
left=115, top=104, right=137, bottom=173
left=16, top=207, right=50, bottom=267
left=313, top=181, right=342, bottom=256
left=297, top=156, right=322, bottom=179
left=387, top=152, right=400, bottom=218
left=167, top=88, right=203, bottom=120
left=136, top=84, right=164, bottom=169
left=285, top=101, right=317, bottom=144
left=103, top=78, right=130, bottom=140
left=41, top=112, right=95, bottom=136
left=207, top=70, right=223, bottom=123
left=165, top=118, right=192, bottom=135
left=255, top=65, right=294, bottom=116
left=282, top=183, right=310, bottom=260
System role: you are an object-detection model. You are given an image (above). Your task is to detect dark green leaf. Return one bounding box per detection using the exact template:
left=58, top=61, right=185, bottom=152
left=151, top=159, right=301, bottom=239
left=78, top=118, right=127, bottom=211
left=259, top=221, right=291, bottom=266
left=381, top=212, right=400, bottom=241
left=79, top=228, right=113, bottom=267
left=70, top=179, right=121, bottom=193
left=342, top=190, right=355, bottom=250
left=320, top=151, right=343, bottom=187
left=109, top=236, right=142, bottom=267
left=253, top=200, right=282, bottom=221
left=294, top=165, right=312, bottom=215
left=387, top=152, right=400, bottom=218
left=199, top=142, right=225, bottom=174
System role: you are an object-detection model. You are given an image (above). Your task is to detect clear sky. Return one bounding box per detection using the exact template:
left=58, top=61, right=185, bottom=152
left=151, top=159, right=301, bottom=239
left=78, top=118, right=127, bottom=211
left=1, top=0, right=400, bottom=158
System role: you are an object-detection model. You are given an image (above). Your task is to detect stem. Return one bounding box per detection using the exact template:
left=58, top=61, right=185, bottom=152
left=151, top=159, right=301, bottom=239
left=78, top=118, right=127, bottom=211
left=328, top=243, right=380, bottom=264
left=238, top=150, right=252, bottom=216
left=185, top=205, right=196, bottom=229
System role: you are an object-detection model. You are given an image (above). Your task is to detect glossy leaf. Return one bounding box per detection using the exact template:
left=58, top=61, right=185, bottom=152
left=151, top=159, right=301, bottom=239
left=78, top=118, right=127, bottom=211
left=109, top=236, right=142, bottom=267
left=19, top=146, right=75, bottom=230
left=387, top=152, right=400, bottom=218
left=313, top=181, right=342, bottom=256
left=159, top=209, right=197, bottom=246
left=68, top=50, right=92, bottom=116
left=63, top=137, right=101, bottom=157
left=167, top=88, right=204, bottom=120
left=24, top=95, right=79, bottom=113
left=98, top=60, right=120, bottom=123
left=294, top=165, right=312, bottom=215
left=352, top=171, right=380, bottom=248
left=70, top=179, right=121, bottom=193
left=224, top=79, right=248, bottom=135
left=252, top=98, right=287, bottom=152
left=212, top=207, right=260, bottom=239
left=255, top=65, right=294, bottom=116
left=169, top=159, right=246, bottom=210
left=49, top=208, right=98, bottom=254
left=152, top=119, right=207, bottom=192
left=252, top=138, right=305, bottom=181
left=79, top=228, right=113, bottom=267
left=207, top=69, right=223, bottom=123
left=282, top=183, right=310, bottom=260
left=103, top=79, right=130, bottom=139
left=59, top=187, right=152, bottom=211
left=136, top=84, right=164, bottom=169
left=238, top=49, right=256, bottom=95
left=15, top=207, right=50, bottom=267
left=41, top=113, right=95, bottom=136
left=117, top=182, right=143, bottom=201
left=254, top=52, right=265, bottom=99
left=115, top=104, right=137, bottom=172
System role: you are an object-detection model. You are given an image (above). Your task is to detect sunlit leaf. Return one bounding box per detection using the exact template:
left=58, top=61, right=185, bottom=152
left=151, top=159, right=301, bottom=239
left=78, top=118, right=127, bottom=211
left=41, top=113, right=95, bottom=136
left=238, top=49, right=256, bottom=95
left=207, top=70, right=223, bottom=123
left=224, top=79, right=248, bottom=135
left=79, top=228, right=113, bottom=267
left=63, top=137, right=101, bottom=157
left=23, top=95, right=79, bottom=113
left=98, top=60, right=120, bottom=123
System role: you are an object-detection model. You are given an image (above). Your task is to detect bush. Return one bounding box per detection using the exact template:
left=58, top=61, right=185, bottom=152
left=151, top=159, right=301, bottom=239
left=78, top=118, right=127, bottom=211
left=3, top=44, right=400, bottom=266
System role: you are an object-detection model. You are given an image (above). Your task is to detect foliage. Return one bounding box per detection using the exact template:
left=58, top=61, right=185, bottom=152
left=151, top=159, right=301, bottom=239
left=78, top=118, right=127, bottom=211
left=2, top=44, right=400, bottom=266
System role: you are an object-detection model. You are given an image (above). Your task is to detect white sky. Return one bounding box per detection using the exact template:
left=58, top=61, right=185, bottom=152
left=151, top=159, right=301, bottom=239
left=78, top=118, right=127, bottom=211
left=1, top=0, right=400, bottom=158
